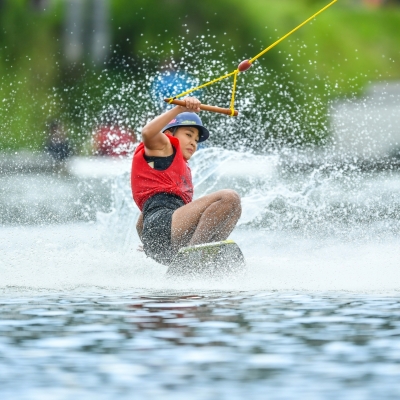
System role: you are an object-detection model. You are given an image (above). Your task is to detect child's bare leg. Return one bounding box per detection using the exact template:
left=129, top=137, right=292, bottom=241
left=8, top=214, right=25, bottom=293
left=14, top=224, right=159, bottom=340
left=171, top=189, right=241, bottom=249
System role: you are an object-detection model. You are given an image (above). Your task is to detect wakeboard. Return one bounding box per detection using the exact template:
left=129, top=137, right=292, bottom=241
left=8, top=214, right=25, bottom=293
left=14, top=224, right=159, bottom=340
left=166, top=239, right=245, bottom=279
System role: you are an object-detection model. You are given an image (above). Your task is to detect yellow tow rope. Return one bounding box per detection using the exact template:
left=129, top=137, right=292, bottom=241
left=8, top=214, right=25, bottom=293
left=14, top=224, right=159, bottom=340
left=167, top=0, right=337, bottom=116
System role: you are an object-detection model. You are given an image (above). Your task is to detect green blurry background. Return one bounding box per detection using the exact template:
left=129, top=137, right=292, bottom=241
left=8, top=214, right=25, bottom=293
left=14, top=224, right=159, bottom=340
left=0, top=0, right=399, bottom=152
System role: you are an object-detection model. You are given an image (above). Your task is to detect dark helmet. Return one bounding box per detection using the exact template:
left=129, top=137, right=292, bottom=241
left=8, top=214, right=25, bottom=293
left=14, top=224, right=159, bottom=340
left=162, top=112, right=209, bottom=142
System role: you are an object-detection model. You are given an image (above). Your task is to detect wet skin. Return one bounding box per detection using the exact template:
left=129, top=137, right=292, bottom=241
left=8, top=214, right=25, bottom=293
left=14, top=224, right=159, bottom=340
left=170, top=126, right=199, bottom=161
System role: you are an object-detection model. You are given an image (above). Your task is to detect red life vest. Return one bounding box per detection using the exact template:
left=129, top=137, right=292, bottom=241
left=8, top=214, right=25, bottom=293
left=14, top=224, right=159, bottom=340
left=131, top=134, right=193, bottom=211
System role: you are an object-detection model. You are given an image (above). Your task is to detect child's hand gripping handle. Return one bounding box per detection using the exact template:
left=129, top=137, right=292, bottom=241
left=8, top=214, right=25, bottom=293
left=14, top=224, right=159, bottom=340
left=164, top=98, right=239, bottom=117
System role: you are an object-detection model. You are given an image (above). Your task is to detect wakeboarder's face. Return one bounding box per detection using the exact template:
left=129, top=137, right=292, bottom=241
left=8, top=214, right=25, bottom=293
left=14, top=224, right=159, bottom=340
left=172, top=127, right=200, bottom=161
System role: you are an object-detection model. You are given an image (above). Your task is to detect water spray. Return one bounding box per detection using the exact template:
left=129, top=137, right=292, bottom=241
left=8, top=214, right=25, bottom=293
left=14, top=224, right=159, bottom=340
left=165, top=0, right=337, bottom=117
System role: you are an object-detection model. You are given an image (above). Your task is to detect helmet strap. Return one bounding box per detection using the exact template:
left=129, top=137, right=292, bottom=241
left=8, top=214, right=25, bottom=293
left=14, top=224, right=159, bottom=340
left=165, top=127, right=178, bottom=136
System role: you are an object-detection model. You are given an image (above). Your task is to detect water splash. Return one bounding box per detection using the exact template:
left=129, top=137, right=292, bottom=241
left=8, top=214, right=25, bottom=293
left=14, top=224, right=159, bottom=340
left=2, top=36, right=400, bottom=292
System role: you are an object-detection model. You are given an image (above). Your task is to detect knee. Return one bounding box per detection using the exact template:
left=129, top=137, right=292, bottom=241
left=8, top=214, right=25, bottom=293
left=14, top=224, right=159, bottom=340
left=220, top=189, right=241, bottom=211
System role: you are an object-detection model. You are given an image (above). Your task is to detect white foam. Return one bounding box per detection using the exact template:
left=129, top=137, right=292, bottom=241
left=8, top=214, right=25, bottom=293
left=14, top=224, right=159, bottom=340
left=1, top=222, right=400, bottom=293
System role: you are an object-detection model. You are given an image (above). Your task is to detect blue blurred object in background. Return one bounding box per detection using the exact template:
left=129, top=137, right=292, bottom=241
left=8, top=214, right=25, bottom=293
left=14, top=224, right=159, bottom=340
left=150, top=62, right=207, bottom=147
left=150, top=65, right=203, bottom=111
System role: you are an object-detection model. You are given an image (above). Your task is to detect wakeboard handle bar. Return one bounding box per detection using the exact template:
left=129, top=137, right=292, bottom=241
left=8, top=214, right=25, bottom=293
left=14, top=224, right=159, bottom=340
left=164, top=98, right=239, bottom=117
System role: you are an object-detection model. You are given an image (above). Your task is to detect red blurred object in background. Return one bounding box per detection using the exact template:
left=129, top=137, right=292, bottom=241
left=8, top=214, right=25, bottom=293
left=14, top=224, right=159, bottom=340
left=93, top=125, right=136, bottom=156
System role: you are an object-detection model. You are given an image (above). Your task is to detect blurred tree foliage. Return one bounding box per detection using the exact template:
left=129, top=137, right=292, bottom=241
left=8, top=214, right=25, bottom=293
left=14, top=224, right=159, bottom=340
left=0, top=0, right=399, bottom=151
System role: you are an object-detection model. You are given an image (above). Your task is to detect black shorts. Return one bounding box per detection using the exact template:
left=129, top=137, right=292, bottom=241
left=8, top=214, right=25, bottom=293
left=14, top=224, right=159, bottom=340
left=142, top=193, right=185, bottom=266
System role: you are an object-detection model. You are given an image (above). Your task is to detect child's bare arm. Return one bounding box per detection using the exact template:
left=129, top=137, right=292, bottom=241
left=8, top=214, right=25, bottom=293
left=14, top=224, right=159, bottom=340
left=141, top=97, right=200, bottom=155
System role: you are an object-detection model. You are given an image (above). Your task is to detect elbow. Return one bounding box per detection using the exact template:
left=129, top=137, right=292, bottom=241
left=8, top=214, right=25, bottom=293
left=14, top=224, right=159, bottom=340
left=141, top=126, right=149, bottom=140
left=141, top=125, right=157, bottom=142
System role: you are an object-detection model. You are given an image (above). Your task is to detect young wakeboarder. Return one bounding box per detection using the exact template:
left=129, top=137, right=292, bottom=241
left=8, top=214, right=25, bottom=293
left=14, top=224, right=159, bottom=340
left=131, top=96, right=242, bottom=266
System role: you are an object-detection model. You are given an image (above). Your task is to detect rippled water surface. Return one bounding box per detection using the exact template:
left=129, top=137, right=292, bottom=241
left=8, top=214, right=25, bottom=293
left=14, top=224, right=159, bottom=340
left=1, top=291, right=400, bottom=399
